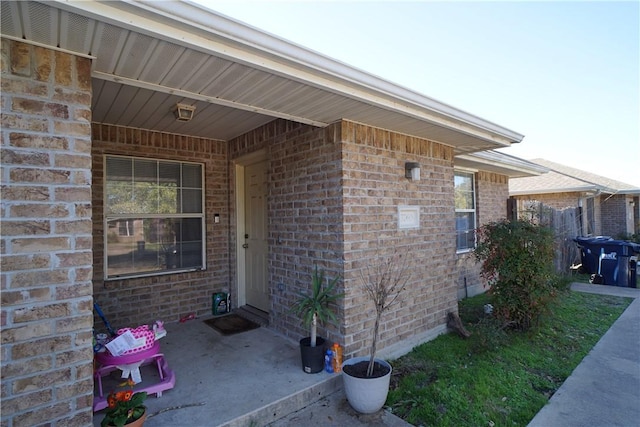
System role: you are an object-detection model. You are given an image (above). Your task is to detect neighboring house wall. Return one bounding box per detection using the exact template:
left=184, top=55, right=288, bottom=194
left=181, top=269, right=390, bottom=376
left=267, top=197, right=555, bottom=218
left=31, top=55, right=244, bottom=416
left=512, top=192, right=604, bottom=236
left=600, top=194, right=632, bottom=237
left=626, top=196, right=635, bottom=237
left=91, top=124, right=230, bottom=327
left=509, top=190, right=637, bottom=238
left=515, top=191, right=583, bottom=211
left=590, top=196, right=602, bottom=236
left=516, top=192, right=634, bottom=238
left=456, top=171, right=510, bottom=299
left=635, top=196, right=640, bottom=234
left=1, top=40, right=94, bottom=426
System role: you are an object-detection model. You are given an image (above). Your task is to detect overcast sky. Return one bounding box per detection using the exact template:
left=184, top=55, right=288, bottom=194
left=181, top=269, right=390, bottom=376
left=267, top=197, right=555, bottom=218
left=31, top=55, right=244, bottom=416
left=194, top=0, right=639, bottom=186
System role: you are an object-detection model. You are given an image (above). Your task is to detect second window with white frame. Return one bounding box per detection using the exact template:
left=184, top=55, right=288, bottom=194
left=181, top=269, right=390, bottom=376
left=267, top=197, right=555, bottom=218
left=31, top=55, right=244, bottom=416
left=454, top=171, right=476, bottom=252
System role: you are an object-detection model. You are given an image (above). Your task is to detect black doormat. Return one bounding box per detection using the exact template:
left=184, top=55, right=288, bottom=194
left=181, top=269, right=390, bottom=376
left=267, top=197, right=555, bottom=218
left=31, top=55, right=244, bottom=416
left=203, top=314, right=260, bottom=336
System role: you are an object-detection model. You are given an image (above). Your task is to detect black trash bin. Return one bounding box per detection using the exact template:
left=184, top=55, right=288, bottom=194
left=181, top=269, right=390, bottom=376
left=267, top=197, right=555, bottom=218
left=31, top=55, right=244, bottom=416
left=575, top=237, right=640, bottom=287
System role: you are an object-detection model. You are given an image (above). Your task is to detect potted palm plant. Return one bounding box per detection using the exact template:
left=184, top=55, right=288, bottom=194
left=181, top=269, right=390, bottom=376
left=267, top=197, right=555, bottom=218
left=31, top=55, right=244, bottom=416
left=291, top=266, right=343, bottom=373
left=342, top=250, right=410, bottom=414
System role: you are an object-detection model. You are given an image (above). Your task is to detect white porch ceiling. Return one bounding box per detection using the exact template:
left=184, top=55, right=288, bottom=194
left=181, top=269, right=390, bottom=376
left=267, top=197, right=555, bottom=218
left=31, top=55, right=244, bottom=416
left=1, top=0, right=524, bottom=153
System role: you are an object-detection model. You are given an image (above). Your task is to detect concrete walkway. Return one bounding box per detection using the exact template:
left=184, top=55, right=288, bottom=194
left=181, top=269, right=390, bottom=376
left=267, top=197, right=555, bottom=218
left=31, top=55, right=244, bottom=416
left=528, top=283, right=640, bottom=427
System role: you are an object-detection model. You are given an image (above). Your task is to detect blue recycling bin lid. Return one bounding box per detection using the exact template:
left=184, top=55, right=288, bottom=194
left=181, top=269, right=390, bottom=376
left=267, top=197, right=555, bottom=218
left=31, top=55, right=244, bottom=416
left=573, top=236, right=613, bottom=245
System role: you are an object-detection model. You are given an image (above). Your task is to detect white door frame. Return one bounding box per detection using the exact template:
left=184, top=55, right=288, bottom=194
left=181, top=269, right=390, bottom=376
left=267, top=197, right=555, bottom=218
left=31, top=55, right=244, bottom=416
left=233, top=149, right=267, bottom=309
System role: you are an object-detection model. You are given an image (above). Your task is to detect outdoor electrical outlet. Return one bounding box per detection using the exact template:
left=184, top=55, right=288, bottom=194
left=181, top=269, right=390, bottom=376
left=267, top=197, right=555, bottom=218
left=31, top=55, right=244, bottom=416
left=278, top=282, right=285, bottom=292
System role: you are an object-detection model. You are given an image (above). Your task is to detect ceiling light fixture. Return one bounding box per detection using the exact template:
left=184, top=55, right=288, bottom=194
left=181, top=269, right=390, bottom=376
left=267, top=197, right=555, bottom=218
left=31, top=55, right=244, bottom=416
left=175, top=103, right=196, bottom=122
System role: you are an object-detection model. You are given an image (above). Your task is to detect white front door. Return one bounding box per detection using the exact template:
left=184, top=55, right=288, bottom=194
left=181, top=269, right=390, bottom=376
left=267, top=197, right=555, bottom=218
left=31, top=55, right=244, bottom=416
left=243, top=160, right=269, bottom=312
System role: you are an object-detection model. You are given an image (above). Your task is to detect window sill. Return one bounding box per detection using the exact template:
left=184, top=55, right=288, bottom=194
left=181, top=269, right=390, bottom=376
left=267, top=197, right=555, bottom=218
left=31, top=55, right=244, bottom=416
left=456, top=248, right=474, bottom=255
left=105, top=266, right=205, bottom=281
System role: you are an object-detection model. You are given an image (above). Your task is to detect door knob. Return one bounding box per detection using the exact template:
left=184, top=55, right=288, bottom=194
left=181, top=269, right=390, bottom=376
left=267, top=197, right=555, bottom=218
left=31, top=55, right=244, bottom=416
left=242, top=243, right=249, bottom=249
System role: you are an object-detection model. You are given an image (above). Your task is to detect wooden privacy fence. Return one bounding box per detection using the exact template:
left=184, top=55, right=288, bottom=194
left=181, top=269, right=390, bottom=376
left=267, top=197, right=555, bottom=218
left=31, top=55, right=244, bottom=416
left=518, top=201, right=582, bottom=273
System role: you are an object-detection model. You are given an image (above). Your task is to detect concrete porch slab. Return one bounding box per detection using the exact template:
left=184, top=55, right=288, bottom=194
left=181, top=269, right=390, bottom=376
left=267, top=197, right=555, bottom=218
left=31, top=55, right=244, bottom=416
left=92, top=314, right=342, bottom=426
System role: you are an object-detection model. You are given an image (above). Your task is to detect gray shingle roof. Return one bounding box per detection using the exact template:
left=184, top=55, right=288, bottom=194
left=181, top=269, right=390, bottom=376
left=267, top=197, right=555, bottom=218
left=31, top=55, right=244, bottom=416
left=509, top=158, right=640, bottom=195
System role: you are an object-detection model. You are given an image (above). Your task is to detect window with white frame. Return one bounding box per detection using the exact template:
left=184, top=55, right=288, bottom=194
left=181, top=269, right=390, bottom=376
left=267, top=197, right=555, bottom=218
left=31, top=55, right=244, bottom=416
left=455, top=171, right=476, bottom=251
left=104, top=155, right=205, bottom=279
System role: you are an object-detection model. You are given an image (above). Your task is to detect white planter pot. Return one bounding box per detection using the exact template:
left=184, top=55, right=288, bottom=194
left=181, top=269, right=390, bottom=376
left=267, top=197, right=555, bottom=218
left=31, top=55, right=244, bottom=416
left=341, top=356, right=392, bottom=414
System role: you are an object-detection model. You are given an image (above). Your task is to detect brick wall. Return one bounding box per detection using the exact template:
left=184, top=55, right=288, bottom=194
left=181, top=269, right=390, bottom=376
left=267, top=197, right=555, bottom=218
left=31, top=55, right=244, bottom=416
left=456, top=171, right=509, bottom=298
left=600, top=194, right=631, bottom=237
left=1, top=39, right=94, bottom=427
left=229, top=120, right=344, bottom=344
left=476, top=171, right=509, bottom=224
left=91, top=124, right=229, bottom=328
left=338, top=121, right=456, bottom=358
left=229, top=119, right=457, bottom=358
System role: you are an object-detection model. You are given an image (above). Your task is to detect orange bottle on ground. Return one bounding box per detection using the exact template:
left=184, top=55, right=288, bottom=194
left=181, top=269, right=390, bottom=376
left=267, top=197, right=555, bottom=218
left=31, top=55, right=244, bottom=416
left=331, top=342, right=342, bottom=372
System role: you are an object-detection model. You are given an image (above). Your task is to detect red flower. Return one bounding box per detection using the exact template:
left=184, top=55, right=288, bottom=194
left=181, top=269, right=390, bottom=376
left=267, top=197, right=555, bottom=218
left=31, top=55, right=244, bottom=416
left=107, top=395, right=117, bottom=409
left=112, top=390, right=134, bottom=403
left=102, top=379, right=147, bottom=427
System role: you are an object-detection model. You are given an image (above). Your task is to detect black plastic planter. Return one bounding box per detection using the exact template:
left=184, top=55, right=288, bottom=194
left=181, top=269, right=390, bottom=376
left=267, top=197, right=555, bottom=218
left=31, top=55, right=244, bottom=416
left=299, top=337, right=326, bottom=374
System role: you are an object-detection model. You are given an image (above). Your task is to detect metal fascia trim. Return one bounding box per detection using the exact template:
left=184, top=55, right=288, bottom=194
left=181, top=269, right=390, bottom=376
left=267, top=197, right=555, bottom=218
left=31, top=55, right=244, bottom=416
left=509, top=185, right=601, bottom=196
left=456, top=152, right=548, bottom=176
left=0, top=34, right=95, bottom=59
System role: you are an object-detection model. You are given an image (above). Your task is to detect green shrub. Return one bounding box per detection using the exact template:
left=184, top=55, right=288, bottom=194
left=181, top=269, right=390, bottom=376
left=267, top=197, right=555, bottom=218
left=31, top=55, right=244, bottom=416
left=474, top=219, right=557, bottom=330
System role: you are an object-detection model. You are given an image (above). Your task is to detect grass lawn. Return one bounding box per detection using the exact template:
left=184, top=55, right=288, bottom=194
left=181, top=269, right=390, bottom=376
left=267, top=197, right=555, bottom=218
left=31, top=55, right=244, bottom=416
left=386, top=289, right=633, bottom=426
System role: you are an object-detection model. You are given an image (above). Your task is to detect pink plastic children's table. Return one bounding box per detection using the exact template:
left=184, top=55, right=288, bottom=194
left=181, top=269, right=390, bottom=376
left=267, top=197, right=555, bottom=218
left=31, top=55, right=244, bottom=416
left=93, top=341, right=176, bottom=412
